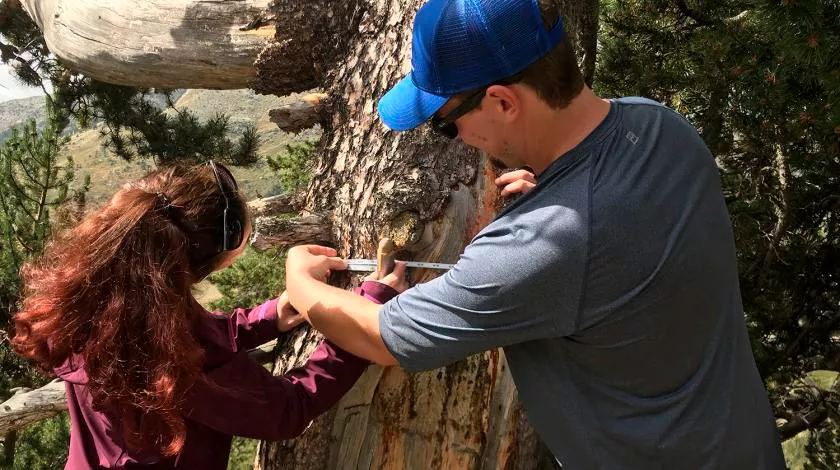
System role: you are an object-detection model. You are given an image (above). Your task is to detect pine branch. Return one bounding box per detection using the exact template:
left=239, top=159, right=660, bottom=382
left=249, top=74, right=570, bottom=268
left=760, top=142, right=793, bottom=285
left=31, top=145, right=53, bottom=239
left=779, top=406, right=830, bottom=441
left=0, top=193, right=21, bottom=269
left=7, top=183, right=40, bottom=215
left=14, top=149, right=40, bottom=188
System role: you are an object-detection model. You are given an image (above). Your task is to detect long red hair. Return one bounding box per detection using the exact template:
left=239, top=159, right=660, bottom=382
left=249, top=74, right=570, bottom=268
left=12, top=163, right=247, bottom=456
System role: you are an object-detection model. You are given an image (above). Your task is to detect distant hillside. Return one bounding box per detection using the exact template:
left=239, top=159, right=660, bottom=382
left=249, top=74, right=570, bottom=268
left=0, top=96, right=48, bottom=142
left=0, top=89, right=320, bottom=205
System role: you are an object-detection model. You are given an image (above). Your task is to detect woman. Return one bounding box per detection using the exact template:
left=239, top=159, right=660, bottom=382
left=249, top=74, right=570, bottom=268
left=12, top=162, right=402, bottom=469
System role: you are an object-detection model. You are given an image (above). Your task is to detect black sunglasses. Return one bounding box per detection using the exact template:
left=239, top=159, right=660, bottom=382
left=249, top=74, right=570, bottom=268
left=428, top=74, right=524, bottom=140
left=208, top=160, right=243, bottom=252
left=429, top=87, right=489, bottom=139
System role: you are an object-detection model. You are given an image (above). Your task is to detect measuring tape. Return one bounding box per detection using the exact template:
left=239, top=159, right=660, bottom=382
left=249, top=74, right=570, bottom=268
left=345, top=259, right=455, bottom=272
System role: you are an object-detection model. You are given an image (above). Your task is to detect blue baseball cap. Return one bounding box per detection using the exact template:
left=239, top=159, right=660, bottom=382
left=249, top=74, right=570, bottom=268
left=378, top=0, right=565, bottom=131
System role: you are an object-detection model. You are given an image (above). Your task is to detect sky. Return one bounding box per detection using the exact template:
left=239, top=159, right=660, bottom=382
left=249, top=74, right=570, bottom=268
left=0, top=62, right=48, bottom=103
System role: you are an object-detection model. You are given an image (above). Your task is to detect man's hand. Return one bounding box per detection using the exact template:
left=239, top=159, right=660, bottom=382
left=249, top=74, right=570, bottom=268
left=276, top=291, right=306, bottom=332
left=365, top=261, right=410, bottom=293
left=495, top=168, right=536, bottom=197
left=286, top=245, right=347, bottom=282
left=284, top=244, right=398, bottom=366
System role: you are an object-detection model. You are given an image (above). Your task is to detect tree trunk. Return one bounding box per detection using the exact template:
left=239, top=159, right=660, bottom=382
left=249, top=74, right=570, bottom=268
left=18, top=1, right=605, bottom=468
left=251, top=1, right=587, bottom=469
left=557, top=0, right=600, bottom=87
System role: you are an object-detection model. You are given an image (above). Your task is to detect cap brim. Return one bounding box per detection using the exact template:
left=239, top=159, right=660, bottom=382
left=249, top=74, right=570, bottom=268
left=377, top=75, right=450, bottom=131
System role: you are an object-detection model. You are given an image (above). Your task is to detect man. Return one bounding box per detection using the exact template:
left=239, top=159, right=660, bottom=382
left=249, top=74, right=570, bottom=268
left=284, top=0, right=786, bottom=468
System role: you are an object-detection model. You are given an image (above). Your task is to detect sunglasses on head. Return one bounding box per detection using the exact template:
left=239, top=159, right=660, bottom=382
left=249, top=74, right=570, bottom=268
left=208, top=160, right=244, bottom=252
left=428, top=74, right=524, bottom=140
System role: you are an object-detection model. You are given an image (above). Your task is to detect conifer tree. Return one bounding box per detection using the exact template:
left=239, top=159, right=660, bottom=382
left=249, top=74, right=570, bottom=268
left=597, top=0, right=839, bottom=462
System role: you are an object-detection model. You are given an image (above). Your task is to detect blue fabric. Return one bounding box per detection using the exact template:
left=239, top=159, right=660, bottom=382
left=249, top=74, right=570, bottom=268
left=379, top=99, right=786, bottom=469
left=378, top=0, right=565, bottom=131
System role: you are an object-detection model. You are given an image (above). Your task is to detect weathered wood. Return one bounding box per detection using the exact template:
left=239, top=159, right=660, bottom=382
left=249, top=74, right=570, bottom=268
left=268, top=93, right=329, bottom=134
left=0, top=379, right=67, bottom=437
left=247, top=192, right=303, bottom=219
left=18, top=0, right=275, bottom=89
left=250, top=213, right=333, bottom=252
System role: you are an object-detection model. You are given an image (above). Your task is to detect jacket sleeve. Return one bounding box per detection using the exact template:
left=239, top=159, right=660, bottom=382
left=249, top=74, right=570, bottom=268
left=186, top=282, right=399, bottom=440
left=214, top=298, right=281, bottom=352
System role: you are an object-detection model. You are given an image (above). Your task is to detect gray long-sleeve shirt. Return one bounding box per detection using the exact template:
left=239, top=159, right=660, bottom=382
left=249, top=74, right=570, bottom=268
left=380, top=98, right=785, bottom=469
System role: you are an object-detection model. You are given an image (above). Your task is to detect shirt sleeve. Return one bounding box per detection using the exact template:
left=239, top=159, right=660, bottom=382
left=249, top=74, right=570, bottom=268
left=185, top=340, right=369, bottom=441
left=186, top=282, right=399, bottom=440
left=215, top=298, right=281, bottom=352
left=379, top=206, right=588, bottom=372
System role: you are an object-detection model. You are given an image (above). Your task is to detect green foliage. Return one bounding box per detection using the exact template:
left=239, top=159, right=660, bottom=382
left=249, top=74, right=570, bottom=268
left=0, top=7, right=260, bottom=167
left=267, top=141, right=316, bottom=192
left=804, top=425, right=840, bottom=470
left=0, top=104, right=85, bottom=323
left=77, top=84, right=261, bottom=166
left=227, top=437, right=259, bottom=470
left=1, top=413, right=71, bottom=470
left=597, top=0, right=840, bottom=462
left=208, top=247, right=287, bottom=313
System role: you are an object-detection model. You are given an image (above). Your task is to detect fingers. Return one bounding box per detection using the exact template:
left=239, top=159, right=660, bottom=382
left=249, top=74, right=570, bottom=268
left=286, top=313, right=306, bottom=329
left=318, top=256, right=347, bottom=272
left=500, top=179, right=536, bottom=197
left=494, top=169, right=536, bottom=187
left=390, top=260, right=407, bottom=280
left=380, top=261, right=409, bottom=293
left=302, top=245, right=338, bottom=257
left=276, top=291, right=305, bottom=332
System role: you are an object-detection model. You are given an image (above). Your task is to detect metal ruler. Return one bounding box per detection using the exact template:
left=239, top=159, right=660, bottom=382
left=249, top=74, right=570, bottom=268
left=345, top=259, right=455, bottom=272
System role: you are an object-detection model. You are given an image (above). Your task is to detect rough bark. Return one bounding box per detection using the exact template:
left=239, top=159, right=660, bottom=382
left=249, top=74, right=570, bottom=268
left=255, top=1, right=566, bottom=468
left=556, top=0, right=600, bottom=87
left=15, top=0, right=604, bottom=467
left=18, top=0, right=276, bottom=89
left=2, top=430, right=16, bottom=466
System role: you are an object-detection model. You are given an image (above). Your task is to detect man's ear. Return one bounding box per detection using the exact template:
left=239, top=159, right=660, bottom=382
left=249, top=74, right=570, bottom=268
left=487, top=84, right=520, bottom=121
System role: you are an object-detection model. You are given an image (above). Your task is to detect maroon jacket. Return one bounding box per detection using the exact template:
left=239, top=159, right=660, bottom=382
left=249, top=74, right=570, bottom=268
left=55, top=282, right=397, bottom=469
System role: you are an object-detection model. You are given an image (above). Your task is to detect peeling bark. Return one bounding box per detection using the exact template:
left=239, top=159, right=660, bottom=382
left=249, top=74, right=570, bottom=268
left=268, top=93, right=328, bottom=134
left=250, top=213, right=333, bottom=252
left=257, top=1, right=561, bottom=468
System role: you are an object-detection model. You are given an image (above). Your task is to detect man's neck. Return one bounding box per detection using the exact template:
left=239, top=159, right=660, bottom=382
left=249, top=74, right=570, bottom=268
left=522, top=87, right=611, bottom=175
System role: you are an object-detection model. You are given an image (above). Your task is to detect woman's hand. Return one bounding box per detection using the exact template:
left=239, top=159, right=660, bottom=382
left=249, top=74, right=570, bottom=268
left=495, top=168, right=536, bottom=197
left=364, top=261, right=409, bottom=293
left=276, top=291, right=306, bottom=332
left=286, top=245, right=347, bottom=282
